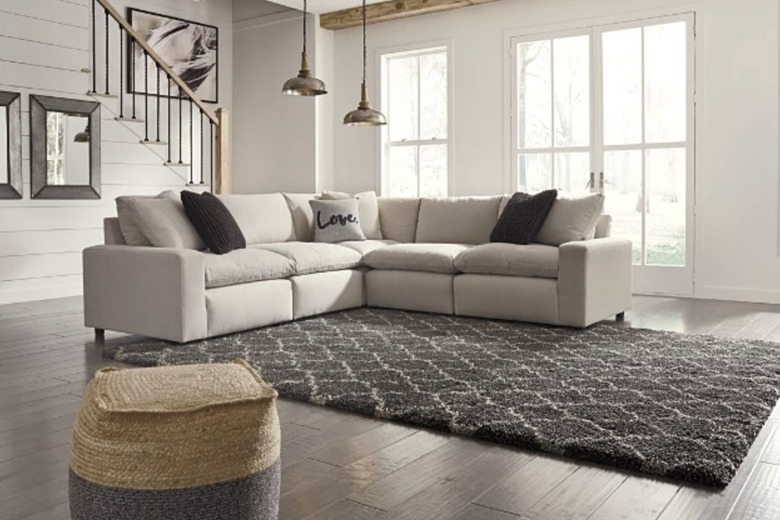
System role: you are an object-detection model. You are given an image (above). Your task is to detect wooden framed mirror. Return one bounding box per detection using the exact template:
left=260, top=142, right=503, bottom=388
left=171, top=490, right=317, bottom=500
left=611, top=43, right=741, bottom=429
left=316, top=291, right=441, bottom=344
left=0, top=91, right=22, bottom=199
left=30, top=95, right=101, bottom=199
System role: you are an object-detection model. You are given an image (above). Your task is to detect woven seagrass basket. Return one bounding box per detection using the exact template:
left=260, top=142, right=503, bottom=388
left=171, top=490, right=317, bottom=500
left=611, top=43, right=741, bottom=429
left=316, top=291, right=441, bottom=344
left=69, top=360, right=280, bottom=520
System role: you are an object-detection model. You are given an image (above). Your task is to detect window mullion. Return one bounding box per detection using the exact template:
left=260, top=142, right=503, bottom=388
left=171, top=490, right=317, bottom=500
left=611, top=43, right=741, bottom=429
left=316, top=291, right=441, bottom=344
left=550, top=38, right=556, bottom=189
left=416, top=54, right=422, bottom=196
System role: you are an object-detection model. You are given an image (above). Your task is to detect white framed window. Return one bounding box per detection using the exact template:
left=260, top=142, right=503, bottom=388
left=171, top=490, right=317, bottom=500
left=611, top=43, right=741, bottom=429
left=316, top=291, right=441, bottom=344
left=381, top=45, right=449, bottom=198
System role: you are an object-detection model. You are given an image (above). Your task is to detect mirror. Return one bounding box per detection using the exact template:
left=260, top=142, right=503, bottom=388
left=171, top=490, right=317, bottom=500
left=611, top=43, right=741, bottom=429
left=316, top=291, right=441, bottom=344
left=31, top=95, right=101, bottom=199
left=0, top=91, right=22, bottom=199
left=45, top=112, right=92, bottom=186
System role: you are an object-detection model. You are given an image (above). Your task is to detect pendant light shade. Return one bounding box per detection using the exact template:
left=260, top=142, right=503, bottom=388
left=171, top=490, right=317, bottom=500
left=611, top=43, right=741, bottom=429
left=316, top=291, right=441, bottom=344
left=74, top=124, right=90, bottom=143
left=282, top=0, right=327, bottom=97
left=343, top=0, right=386, bottom=126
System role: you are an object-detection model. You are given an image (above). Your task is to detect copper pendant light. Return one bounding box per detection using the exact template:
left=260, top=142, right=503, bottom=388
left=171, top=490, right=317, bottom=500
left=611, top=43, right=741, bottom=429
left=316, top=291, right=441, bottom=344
left=282, top=0, right=327, bottom=97
left=343, top=0, right=386, bottom=126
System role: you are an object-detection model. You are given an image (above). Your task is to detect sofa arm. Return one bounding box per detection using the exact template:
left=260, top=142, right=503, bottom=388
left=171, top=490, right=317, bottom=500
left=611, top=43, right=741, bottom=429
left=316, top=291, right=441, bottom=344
left=557, top=238, right=633, bottom=327
left=83, top=245, right=208, bottom=343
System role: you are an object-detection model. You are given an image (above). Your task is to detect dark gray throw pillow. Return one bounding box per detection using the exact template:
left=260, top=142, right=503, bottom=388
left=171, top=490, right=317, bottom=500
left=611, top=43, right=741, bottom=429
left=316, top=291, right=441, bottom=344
left=180, top=191, right=246, bottom=255
left=310, top=199, right=366, bottom=243
left=490, top=190, right=558, bottom=245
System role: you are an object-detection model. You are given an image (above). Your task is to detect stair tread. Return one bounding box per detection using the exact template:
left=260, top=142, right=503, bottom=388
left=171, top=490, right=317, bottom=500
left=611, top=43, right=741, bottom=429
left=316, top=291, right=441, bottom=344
left=164, top=162, right=192, bottom=167
left=141, top=140, right=169, bottom=146
left=89, top=92, right=118, bottom=98
left=115, top=117, right=145, bottom=123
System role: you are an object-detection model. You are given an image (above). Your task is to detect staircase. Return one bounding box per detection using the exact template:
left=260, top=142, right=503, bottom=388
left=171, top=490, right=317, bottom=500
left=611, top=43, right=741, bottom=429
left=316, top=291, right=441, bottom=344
left=88, top=0, right=229, bottom=193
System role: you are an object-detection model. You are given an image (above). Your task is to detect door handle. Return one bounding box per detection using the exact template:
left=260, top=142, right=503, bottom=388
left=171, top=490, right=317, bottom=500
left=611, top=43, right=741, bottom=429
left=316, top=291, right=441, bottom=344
left=599, top=172, right=605, bottom=191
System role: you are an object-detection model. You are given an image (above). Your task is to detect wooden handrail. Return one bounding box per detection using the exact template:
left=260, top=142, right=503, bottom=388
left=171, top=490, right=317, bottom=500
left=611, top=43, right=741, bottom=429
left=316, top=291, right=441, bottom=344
left=95, top=0, right=219, bottom=125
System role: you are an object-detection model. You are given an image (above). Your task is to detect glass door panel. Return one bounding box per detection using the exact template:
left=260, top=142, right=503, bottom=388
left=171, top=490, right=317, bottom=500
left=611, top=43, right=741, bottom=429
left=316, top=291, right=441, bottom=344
left=518, top=153, right=552, bottom=193
left=553, top=35, right=590, bottom=148
left=644, top=22, right=687, bottom=143
left=604, top=150, right=643, bottom=265
left=554, top=152, right=591, bottom=193
left=602, top=28, right=642, bottom=146
left=646, top=148, right=686, bottom=266
left=517, top=40, right=552, bottom=150
left=514, top=32, right=591, bottom=193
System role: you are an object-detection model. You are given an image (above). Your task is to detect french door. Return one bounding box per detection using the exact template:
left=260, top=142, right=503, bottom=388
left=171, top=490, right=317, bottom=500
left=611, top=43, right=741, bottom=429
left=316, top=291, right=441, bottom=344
left=511, top=13, right=695, bottom=295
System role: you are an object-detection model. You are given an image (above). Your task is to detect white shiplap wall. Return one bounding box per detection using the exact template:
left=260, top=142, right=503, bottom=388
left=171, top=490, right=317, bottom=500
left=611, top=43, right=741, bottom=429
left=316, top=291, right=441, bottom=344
left=0, top=0, right=233, bottom=305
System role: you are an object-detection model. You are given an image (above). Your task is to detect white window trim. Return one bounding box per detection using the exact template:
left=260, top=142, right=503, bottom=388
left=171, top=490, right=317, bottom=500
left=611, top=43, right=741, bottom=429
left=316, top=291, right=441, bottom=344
left=377, top=39, right=454, bottom=197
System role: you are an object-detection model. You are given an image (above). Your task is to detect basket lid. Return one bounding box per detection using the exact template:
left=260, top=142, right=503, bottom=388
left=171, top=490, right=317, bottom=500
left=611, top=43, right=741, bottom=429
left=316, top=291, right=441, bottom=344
left=92, top=360, right=277, bottom=414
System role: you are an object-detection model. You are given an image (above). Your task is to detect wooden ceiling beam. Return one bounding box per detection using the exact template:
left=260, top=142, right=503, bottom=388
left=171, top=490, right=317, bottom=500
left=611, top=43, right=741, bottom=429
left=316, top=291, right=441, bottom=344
left=320, top=0, right=499, bottom=31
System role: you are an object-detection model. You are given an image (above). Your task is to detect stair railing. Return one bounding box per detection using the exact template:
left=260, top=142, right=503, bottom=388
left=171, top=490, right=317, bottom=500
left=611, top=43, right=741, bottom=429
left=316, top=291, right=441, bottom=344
left=89, top=0, right=229, bottom=194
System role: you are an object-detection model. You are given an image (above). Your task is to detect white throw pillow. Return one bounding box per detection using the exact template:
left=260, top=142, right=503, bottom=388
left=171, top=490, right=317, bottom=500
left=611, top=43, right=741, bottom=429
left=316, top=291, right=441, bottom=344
left=126, top=196, right=205, bottom=250
left=115, top=190, right=178, bottom=246
left=536, top=193, right=605, bottom=246
left=321, top=191, right=383, bottom=240
left=310, top=199, right=366, bottom=243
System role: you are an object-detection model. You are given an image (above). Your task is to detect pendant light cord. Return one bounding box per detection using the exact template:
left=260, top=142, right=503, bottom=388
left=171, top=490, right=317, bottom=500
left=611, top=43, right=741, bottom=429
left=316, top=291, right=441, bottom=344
left=362, top=0, right=367, bottom=84
left=303, top=0, right=308, bottom=55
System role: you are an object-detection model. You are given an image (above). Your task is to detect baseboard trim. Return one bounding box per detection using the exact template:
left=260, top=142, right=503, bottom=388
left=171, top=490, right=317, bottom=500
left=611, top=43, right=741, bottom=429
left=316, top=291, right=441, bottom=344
left=0, top=283, right=82, bottom=306
left=692, top=286, right=780, bottom=305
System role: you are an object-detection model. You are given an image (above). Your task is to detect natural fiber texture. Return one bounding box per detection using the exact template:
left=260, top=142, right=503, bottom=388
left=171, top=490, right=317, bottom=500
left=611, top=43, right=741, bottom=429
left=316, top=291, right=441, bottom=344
left=70, top=360, right=280, bottom=490
left=105, top=309, right=780, bottom=487
left=69, top=461, right=281, bottom=520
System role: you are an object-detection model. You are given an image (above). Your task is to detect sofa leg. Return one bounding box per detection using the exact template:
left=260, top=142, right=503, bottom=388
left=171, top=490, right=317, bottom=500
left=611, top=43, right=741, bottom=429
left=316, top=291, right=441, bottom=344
left=615, top=312, right=626, bottom=322
left=95, top=328, right=105, bottom=338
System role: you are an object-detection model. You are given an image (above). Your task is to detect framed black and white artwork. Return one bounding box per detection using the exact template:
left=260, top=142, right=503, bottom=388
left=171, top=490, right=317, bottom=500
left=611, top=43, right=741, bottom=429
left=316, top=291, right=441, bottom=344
left=128, top=9, right=219, bottom=103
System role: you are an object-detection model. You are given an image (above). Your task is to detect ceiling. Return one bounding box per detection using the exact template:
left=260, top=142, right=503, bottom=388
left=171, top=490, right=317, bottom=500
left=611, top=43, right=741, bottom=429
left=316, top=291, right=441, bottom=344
left=266, top=0, right=387, bottom=14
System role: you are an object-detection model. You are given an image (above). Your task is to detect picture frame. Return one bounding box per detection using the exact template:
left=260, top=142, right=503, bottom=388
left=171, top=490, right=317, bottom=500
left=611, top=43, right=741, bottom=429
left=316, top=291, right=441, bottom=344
left=127, top=8, right=219, bottom=104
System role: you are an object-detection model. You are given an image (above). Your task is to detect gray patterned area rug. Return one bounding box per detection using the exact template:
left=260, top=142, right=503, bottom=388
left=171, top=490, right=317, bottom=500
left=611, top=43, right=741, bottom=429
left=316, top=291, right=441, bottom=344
left=103, top=308, right=780, bottom=487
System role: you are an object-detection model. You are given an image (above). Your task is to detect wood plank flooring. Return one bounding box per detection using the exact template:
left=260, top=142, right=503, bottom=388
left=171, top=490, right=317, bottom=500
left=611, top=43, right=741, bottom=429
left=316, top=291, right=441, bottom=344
left=1, top=295, right=780, bottom=519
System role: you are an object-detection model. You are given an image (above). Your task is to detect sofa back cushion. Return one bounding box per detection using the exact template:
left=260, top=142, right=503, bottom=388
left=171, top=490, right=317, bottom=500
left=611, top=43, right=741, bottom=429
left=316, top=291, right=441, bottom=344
left=595, top=214, right=612, bottom=239
left=378, top=198, right=421, bottom=243
left=115, top=190, right=178, bottom=246
left=218, top=193, right=296, bottom=245
left=415, top=197, right=502, bottom=245
left=126, top=196, right=205, bottom=250
left=536, top=193, right=605, bottom=246
left=283, top=193, right=320, bottom=242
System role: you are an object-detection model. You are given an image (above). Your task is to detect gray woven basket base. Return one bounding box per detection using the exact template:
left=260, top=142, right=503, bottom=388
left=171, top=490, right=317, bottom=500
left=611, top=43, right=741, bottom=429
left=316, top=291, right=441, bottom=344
left=69, top=460, right=280, bottom=520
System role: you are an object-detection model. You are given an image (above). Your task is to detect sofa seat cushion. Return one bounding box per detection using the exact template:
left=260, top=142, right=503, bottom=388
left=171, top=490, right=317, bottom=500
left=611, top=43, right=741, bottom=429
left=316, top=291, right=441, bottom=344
left=364, top=244, right=472, bottom=274
left=255, top=242, right=362, bottom=275
left=204, top=249, right=295, bottom=288
left=454, top=243, right=559, bottom=279
left=338, top=240, right=399, bottom=256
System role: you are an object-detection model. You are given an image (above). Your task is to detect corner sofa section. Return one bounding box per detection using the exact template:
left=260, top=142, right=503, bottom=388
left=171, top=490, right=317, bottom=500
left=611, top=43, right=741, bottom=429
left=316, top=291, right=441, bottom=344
left=85, top=193, right=632, bottom=343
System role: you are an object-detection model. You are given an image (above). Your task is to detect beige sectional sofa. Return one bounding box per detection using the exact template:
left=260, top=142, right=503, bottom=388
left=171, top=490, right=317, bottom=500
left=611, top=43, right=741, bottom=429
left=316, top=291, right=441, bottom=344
left=83, top=193, right=632, bottom=343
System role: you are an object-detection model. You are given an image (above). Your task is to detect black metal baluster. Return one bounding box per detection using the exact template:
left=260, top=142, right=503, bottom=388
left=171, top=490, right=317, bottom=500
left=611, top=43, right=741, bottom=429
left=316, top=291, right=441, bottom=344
left=91, top=0, right=96, bottom=94
left=210, top=122, right=214, bottom=192
left=178, top=93, right=183, bottom=164
left=131, top=41, right=136, bottom=119
left=167, top=74, right=172, bottom=163
left=143, top=50, right=149, bottom=141
left=119, top=26, right=124, bottom=118
left=104, top=9, right=110, bottom=95
left=200, top=111, right=204, bottom=185
left=156, top=64, right=161, bottom=142
left=189, top=101, right=194, bottom=184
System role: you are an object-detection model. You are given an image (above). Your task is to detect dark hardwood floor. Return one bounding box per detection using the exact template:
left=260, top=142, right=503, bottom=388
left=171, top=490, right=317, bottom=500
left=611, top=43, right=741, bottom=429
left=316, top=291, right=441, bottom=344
left=1, top=295, right=780, bottom=519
